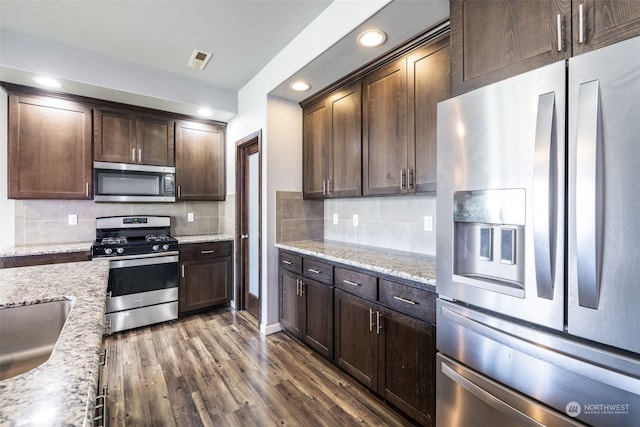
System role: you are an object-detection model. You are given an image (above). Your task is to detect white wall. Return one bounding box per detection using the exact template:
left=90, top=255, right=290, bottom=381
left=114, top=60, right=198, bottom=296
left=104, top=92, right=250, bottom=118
left=227, top=0, right=392, bottom=333
left=0, top=87, right=15, bottom=250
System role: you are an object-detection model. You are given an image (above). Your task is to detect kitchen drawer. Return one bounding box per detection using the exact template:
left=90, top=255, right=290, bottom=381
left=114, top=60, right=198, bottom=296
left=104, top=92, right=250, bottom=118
left=180, top=241, right=233, bottom=260
left=279, top=251, right=302, bottom=274
left=379, top=279, right=436, bottom=322
left=335, top=267, right=377, bottom=301
left=302, top=258, right=333, bottom=286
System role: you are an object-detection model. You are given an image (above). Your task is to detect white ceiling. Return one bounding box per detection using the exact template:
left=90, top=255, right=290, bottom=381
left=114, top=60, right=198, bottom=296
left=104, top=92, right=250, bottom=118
left=0, top=0, right=449, bottom=118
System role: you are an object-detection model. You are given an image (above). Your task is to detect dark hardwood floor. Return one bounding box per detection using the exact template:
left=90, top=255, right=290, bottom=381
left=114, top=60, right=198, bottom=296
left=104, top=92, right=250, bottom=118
left=103, top=308, right=416, bottom=426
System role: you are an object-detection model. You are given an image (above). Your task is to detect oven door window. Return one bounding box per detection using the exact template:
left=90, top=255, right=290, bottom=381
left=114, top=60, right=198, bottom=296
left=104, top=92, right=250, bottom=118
left=96, top=170, right=162, bottom=196
left=108, top=256, right=178, bottom=296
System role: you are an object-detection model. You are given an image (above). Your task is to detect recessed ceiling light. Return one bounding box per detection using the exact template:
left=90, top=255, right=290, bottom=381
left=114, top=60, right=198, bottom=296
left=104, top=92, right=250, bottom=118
left=357, top=30, right=387, bottom=48
left=33, top=76, right=62, bottom=88
left=198, top=108, right=213, bottom=117
left=290, top=81, right=311, bottom=92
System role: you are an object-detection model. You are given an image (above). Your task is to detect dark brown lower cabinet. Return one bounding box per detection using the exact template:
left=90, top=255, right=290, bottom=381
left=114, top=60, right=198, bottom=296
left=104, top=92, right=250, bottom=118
left=179, top=241, right=233, bottom=315
left=279, top=269, right=334, bottom=359
left=335, top=289, right=435, bottom=427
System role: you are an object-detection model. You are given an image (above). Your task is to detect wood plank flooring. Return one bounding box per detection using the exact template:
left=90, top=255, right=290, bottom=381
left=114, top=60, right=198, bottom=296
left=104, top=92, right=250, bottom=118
left=103, top=308, right=416, bottom=426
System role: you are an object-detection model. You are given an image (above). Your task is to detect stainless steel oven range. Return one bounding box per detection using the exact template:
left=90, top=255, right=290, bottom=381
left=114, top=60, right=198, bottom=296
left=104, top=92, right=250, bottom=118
left=92, top=216, right=179, bottom=333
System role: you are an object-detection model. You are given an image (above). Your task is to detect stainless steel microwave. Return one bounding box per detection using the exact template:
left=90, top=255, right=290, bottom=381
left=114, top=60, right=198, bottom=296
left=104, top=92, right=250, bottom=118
left=94, top=162, right=176, bottom=202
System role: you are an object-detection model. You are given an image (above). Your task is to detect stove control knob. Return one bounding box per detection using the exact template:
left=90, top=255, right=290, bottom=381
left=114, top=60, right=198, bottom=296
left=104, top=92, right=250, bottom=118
left=104, top=248, right=113, bottom=255
left=152, top=245, right=160, bottom=251
left=116, top=247, right=125, bottom=254
left=162, top=244, right=170, bottom=251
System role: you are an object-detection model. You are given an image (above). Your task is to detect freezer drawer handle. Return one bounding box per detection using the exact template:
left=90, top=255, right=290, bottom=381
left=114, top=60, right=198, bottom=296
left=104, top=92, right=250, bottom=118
left=441, top=362, right=545, bottom=427
left=533, top=91, right=558, bottom=300
left=575, top=80, right=603, bottom=309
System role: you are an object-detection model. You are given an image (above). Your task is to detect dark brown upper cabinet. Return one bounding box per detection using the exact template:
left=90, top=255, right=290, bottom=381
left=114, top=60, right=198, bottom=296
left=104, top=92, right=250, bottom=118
left=451, top=0, right=640, bottom=96
left=364, top=34, right=450, bottom=196
left=303, top=82, right=362, bottom=199
left=94, top=107, right=175, bottom=166
left=7, top=92, right=92, bottom=199
left=572, top=0, right=640, bottom=56
left=175, top=120, right=226, bottom=201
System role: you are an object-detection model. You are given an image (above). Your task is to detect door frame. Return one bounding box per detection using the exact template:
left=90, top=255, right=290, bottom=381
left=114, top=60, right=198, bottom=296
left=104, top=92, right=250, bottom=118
left=235, top=130, right=262, bottom=319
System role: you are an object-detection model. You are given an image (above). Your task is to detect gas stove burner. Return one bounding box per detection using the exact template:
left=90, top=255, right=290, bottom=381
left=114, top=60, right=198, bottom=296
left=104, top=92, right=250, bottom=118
left=101, top=236, right=128, bottom=245
left=145, top=235, right=171, bottom=242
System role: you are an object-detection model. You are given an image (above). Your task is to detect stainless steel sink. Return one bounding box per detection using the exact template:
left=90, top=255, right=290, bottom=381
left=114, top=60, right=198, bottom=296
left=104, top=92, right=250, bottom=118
left=0, top=299, right=74, bottom=381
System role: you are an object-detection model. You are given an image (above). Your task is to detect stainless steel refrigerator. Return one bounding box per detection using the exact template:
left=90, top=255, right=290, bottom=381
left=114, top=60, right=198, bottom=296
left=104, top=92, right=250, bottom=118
left=436, top=35, right=640, bottom=426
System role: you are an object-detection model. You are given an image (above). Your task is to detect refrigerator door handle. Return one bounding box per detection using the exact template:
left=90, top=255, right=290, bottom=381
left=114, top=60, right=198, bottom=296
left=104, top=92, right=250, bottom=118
left=533, top=92, right=557, bottom=299
left=575, top=80, right=603, bottom=309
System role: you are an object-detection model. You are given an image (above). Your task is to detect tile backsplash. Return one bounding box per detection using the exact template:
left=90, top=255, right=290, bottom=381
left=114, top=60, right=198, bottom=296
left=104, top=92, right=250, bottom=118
left=276, top=192, right=436, bottom=255
left=14, top=196, right=235, bottom=245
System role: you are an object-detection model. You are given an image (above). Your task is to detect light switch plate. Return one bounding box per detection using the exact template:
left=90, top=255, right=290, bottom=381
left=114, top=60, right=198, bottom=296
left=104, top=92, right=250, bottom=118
left=424, top=216, right=433, bottom=232
left=68, top=214, right=77, bottom=226
left=353, top=214, right=359, bottom=226
left=333, top=213, right=338, bottom=225
left=187, top=212, right=195, bottom=222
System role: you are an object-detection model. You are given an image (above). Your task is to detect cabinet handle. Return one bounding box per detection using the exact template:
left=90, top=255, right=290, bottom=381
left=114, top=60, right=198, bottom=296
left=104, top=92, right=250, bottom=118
left=200, top=250, right=215, bottom=254
left=408, top=169, right=414, bottom=189
left=94, top=384, right=109, bottom=427
left=181, top=264, right=185, bottom=278
left=326, top=179, right=331, bottom=195
left=138, top=149, right=142, bottom=163
left=106, top=291, right=112, bottom=299
left=343, top=279, right=361, bottom=287
left=393, top=295, right=418, bottom=305
left=400, top=169, right=406, bottom=190
left=299, top=281, right=305, bottom=297
left=556, top=14, right=562, bottom=52
left=132, top=148, right=136, bottom=162
left=578, top=4, right=585, bottom=44
left=296, top=279, right=301, bottom=296
left=308, top=268, right=321, bottom=274
left=104, top=317, right=112, bottom=335
left=85, top=182, right=90, bottom=197
left=177, top=185, right=181, bottom=198
left=376, top=311, right=382, bottom=335
left=369, top=308, right=374, bottom=332
left=99, top=347, right=109, bottom=367
left=282, top=260, right=293, bottom=265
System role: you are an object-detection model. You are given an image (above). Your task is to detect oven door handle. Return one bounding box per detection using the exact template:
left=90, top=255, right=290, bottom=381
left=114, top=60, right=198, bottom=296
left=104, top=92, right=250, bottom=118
left=110, top=254, right=179, bottom=269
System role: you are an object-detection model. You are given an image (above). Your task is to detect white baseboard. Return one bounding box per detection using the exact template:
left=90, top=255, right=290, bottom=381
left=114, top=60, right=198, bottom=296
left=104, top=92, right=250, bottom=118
left=260, top=322, right=282, bottom=336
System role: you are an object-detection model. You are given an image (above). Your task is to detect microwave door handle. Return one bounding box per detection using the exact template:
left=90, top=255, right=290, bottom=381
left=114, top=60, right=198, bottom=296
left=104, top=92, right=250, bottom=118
left=575, top=80, right=603, bottom=309
left=533, top=92, right=557, bottom=299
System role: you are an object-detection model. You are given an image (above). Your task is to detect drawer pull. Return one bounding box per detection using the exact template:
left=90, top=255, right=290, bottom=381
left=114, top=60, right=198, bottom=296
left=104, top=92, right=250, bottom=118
left=343, top=279, right=361, bottom=287
left=308, top=268, right=321, bottom=274
left=201, top=250, right=215, bottom=254
left=282, top=260, right=293, bottom=265
left=393, top=296, right=418, bottom=305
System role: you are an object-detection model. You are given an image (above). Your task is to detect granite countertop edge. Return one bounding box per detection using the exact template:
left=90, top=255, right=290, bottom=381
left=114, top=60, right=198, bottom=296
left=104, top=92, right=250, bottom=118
left=276, top=240, right=436, bottom=288
left=176, top=233, right=235, bottom=244
left=0, top=260, right=110, bottom=426
left=0, top=242, right=93, bottom=257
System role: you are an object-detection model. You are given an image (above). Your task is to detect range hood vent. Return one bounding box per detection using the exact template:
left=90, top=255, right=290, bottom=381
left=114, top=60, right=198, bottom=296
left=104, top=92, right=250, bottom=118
left=187, top=49, right=212, bottom=70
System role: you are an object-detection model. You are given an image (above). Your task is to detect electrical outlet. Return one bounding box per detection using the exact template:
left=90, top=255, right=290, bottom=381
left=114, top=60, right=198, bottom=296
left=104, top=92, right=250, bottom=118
left=187, top=212, right=195, bottom=222
left=333, top=213, right=338, bottom=225
left=424, top=216, right=433, bottom=232
left=353, top=214, right=359, bottom=227
left=68, top=214, right=77, bottom=226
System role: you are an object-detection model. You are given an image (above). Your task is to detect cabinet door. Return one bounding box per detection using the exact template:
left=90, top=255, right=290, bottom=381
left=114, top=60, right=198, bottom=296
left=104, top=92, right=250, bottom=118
left=302, top=99, right=329, bottom=199
left=572, top=0, right=640, bottom=55
left=175, top=120, right=225, bottom=200
left=179, top=256, right=232, bottom=314
left=450, top=0, right=571, bottom=96
left=301, top=278, right=333, bottom=359
left=327, top=82, right=362, bottom=198
left=279, top=269, right=302, bottom=338
left=8, top=94, right=92, bottom=199
left=94, top=108, right=137, bottom=164
left=363, top=58, right=408, bottom=196
left=408, top=37, right=450, bottom=194
left=136, top=115, right=175, bottom=166
left=334, top=289, right=378, bottom=389
left=378, top=308, right=436, bottom=427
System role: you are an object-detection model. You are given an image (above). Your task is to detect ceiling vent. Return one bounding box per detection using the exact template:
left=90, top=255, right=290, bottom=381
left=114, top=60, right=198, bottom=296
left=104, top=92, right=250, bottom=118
left=187, top=49, right=212, bottom=70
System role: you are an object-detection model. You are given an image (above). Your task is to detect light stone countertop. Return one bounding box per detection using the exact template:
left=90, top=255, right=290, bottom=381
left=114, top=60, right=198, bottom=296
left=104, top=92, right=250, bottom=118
left=0, top=260, right=110, bottom=427
left=276, top=240, right=436, bottom=288
left=0, top=242, right=92, bottom=257
left=176, top=233, right=235, bottom=244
